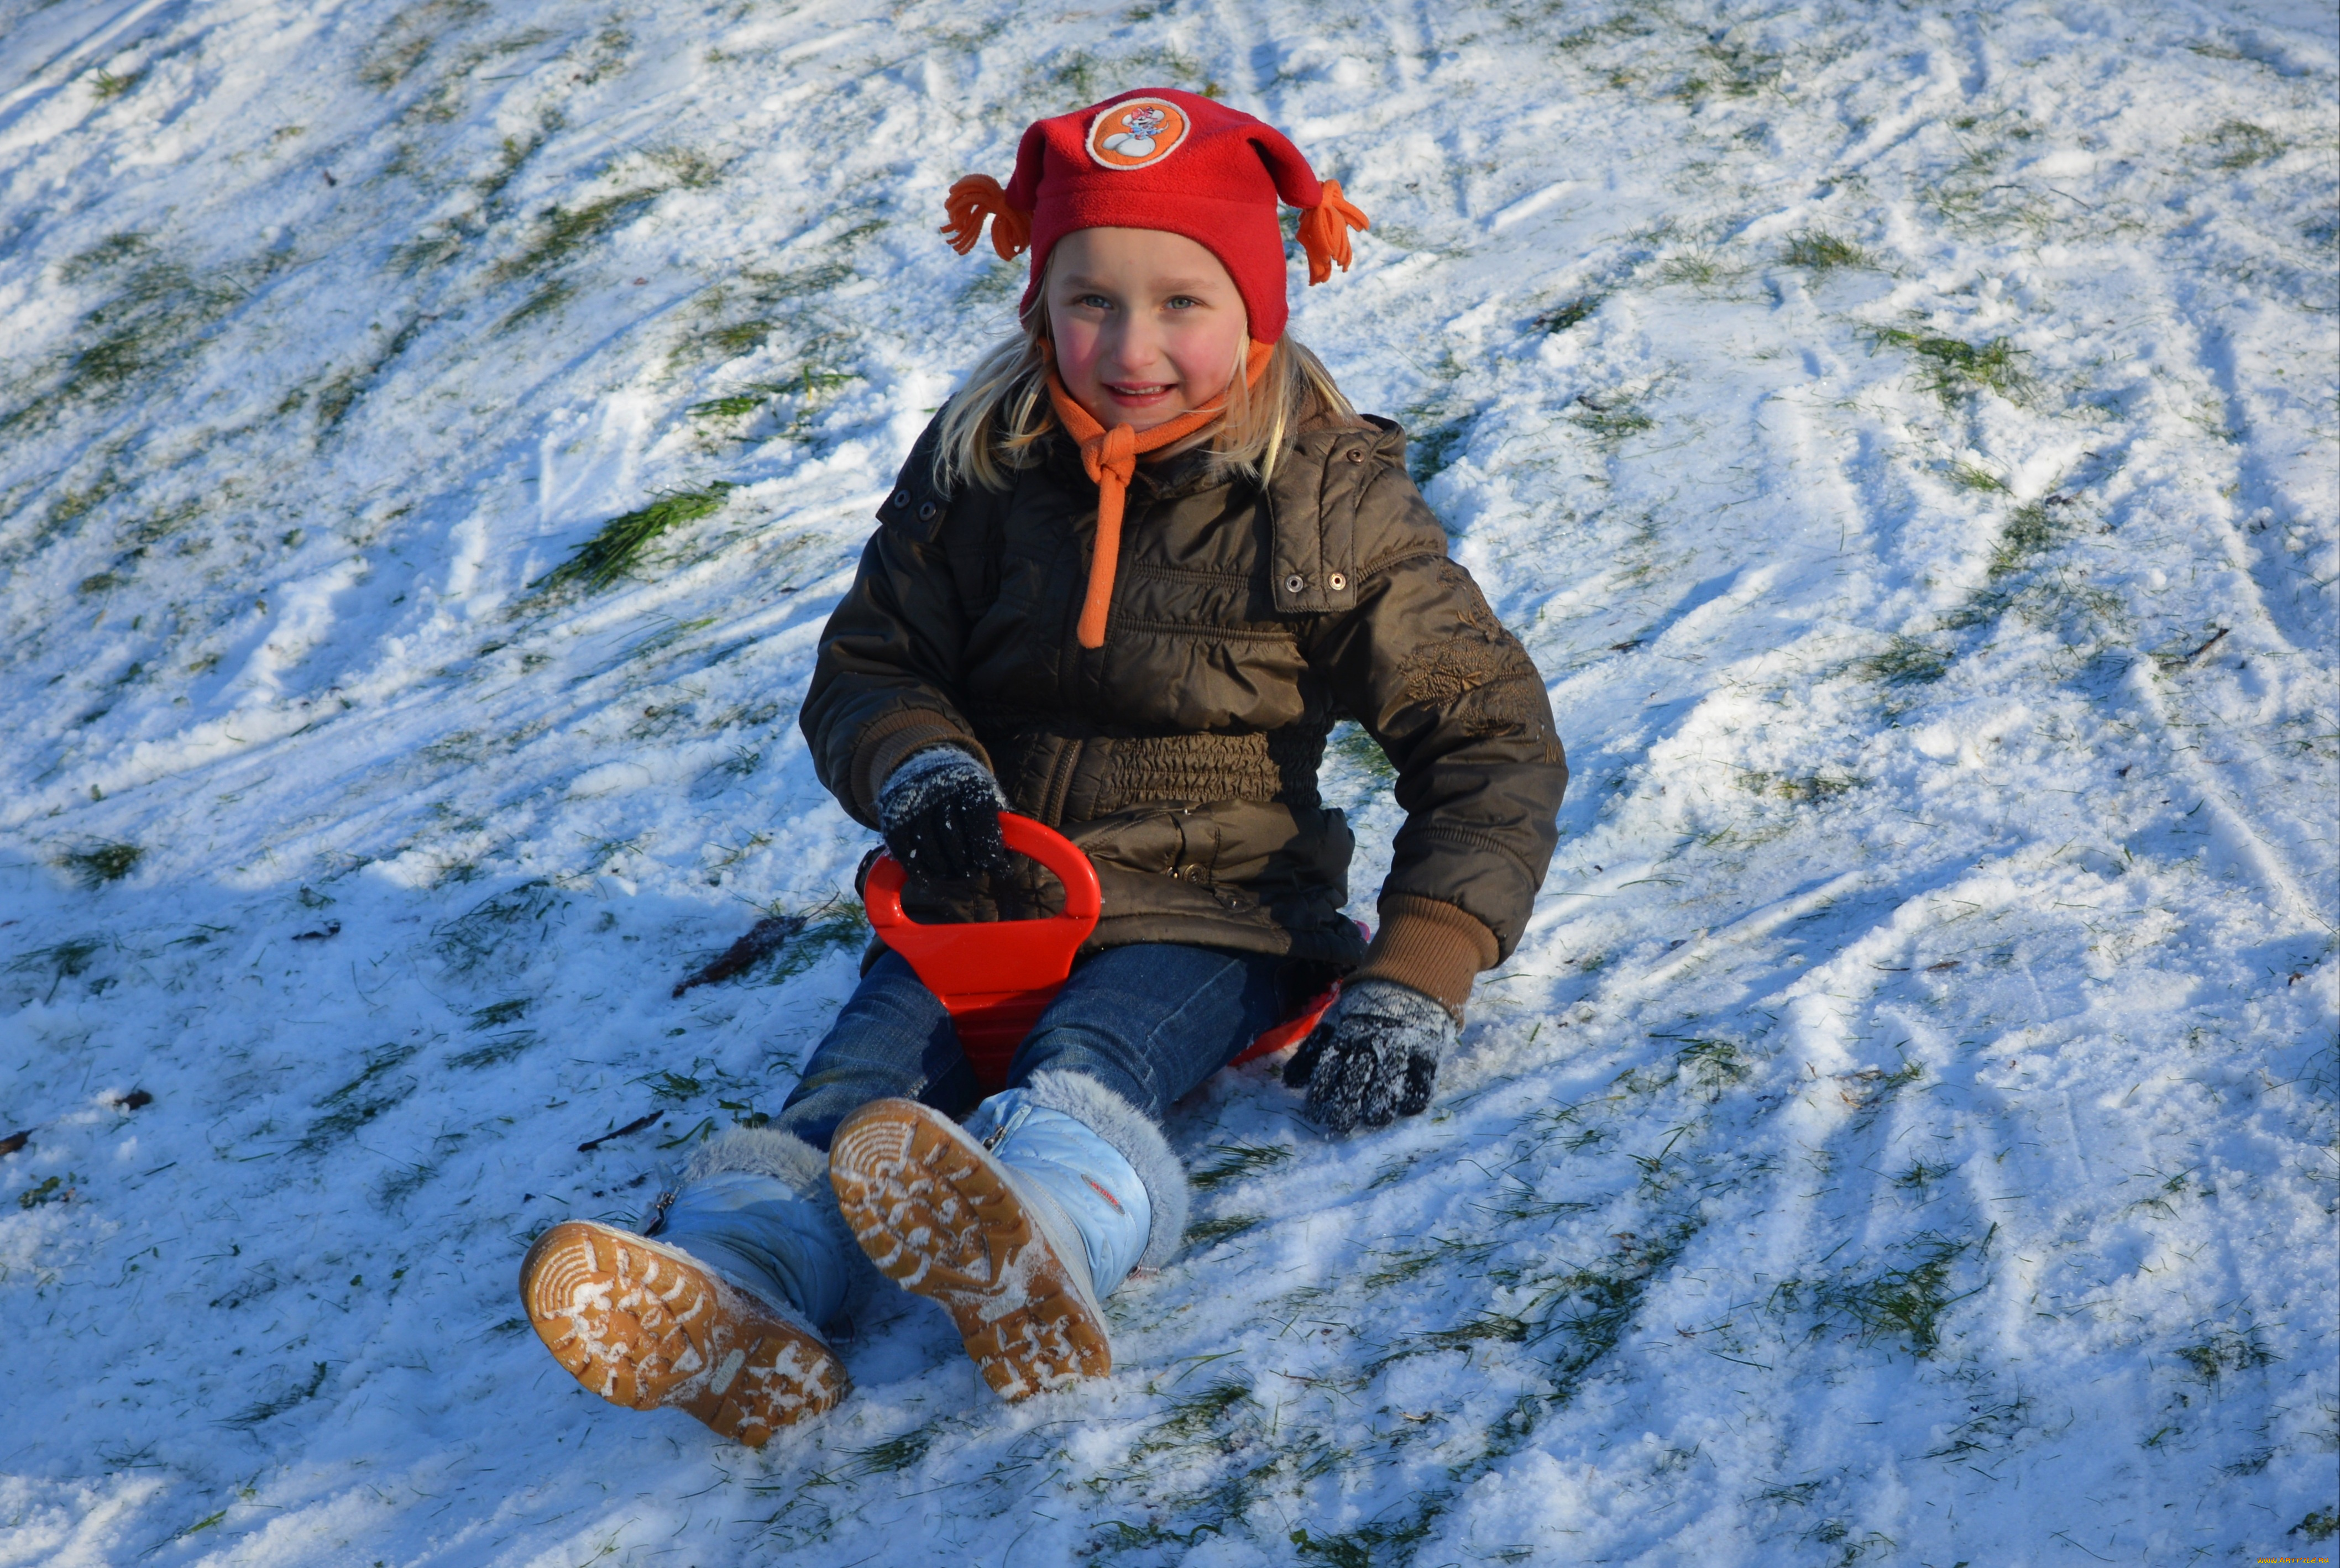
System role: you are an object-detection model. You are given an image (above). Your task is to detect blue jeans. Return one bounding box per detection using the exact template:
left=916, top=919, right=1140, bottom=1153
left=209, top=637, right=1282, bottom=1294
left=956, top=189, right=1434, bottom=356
left=775, top=943, right=1289, bottom=1149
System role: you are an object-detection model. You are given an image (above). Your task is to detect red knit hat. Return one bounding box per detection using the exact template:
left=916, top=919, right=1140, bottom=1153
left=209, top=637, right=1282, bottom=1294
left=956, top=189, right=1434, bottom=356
left=939, top=87, right=1369, bottom=344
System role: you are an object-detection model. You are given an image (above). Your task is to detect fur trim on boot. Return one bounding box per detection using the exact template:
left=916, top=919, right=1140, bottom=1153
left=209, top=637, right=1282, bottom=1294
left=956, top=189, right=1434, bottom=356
left=1017, top=1069, right=1189, bottom=1270
left=684, top=1125, right=830, bottom=1190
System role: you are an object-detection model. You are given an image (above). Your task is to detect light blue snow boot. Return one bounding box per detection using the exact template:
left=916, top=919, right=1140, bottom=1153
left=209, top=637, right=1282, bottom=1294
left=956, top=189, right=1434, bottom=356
left=650, top=1171, right=856, bottom=1329
left=829, top=1071, right=1189, bottom=1401
left=520, top=1128, right=868, bottom=1445
left=962, top=1089, right=1151, bottom=1298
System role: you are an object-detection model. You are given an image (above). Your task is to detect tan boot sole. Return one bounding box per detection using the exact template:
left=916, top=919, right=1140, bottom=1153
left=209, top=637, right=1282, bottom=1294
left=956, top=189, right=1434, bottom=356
left=519, top=1219, right=847, bottom=1446
left=829, top=1100, right=1111, bottom=1401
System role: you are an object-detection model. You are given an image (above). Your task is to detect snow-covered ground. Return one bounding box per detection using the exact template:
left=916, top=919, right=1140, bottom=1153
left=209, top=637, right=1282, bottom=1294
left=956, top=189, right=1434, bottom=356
left=3, top=0, right=2335, bottom=1562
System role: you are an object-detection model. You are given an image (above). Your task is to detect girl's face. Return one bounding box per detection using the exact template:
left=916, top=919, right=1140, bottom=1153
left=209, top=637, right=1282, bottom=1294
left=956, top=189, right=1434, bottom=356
left=1044, top=227, right=1249, bottom=431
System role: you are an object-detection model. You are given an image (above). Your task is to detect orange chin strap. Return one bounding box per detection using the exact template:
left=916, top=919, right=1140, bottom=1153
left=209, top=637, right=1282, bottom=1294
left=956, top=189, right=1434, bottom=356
left=1043, top=339, right=1276, bottom=650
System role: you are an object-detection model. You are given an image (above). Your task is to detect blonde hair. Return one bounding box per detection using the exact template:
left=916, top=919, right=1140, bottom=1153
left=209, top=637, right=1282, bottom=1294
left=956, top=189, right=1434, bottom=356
left=935, top=275, right=1361, bottom=494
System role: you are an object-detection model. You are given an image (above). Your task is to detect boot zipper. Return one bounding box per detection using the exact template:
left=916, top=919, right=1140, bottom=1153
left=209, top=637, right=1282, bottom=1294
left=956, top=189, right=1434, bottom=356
left=642, top=1188, right=678, bottom=1236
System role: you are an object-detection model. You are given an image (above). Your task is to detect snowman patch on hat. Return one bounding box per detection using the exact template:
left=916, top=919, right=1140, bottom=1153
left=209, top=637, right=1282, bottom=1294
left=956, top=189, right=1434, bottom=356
left=1087, top=97, right=1190, bottom=169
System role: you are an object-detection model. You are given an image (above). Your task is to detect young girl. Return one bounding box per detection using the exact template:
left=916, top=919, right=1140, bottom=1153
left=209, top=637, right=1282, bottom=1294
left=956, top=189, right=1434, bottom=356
left=518, top=88, right=1567, bottom=1448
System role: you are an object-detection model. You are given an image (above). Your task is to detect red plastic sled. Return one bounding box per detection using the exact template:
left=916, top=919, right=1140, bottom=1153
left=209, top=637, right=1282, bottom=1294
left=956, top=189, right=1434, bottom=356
left=863, top=812, right=1341, bottom=1093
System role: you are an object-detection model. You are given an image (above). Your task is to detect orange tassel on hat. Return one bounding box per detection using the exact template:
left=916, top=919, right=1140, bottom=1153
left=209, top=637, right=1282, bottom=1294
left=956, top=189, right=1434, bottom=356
left=1295, top=179, right=1370, bottom=285
left=940, top=175, right=1032, bottom=259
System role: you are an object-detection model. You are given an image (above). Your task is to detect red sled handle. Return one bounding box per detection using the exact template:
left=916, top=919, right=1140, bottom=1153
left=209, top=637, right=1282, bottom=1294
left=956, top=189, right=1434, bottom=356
left=863, top=814, right=1350, bottom=1092
left=863, top=814, right=1101, bottom=1090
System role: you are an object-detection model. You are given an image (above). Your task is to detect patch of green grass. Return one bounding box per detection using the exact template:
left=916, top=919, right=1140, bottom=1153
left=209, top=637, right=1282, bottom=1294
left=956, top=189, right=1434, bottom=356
left=2292, top=1508, right=2338, bottom=1543
left=2175, top=1328, right=2277, bottom=1380
left=1855, top=636, right=1952, bottom=686
left=702, top=319, right=772, bottom=357
left=227, top=1361, right=329, bottom=1427
left=1327, top=720, right=1395, bottom=786
left=467, top=998, right=529, bottom=1029
left=298, top=1043, right=422, bottom=1152
left=90, top=69, right=144, bottom=101
left=390, top=232, right=464, bottom=273
left=124, top=501, right=199, bottom=546
left=1987, top=501, right=2064, bottom=579
left=1043, top=45, right=1211, bottom=103
left=645, top=145, right=723, bottom=189
left=836, top=1420, right=941, bottom=1478
left=1290, top=1497, right=1449, bottom=1567
left=1531, top=1216, right=1702, bottom=1402
left=1781, top=230, right=1870, bottom=271
left=1360, top=1236, right=1499, bottom=1291
left=1534, top=293, right=1605, bottom=332
left=1893, top=1159, right=1955, bottom=1193
left=62, top=842, right=143, bottom=887
left=315, top=1043, right=421, bottom=1106
left=496, top=188, right=663, bottom=280
left=1656, top=250, right=1725, bottom=287
left=498, top=279, right=574, bottom=334
left=60, top=232, right=150, bottom=283
left=689, top=390, right=770, bottom=418
left=2207, top=119, right=2284, bottom=170
left=739, top=260, right=855, bottom=304
left=667, top=263, right=858, bottom=372
left=11, top=938, right=105, bottom=1000
left=1774, top=1231, right=1986, bottom=1357
left=29, top=259, right=250, bottom=416
left=445, top=1031, right=537, bottom=1069
left=1659, top=1033, right=1750, bottom=1092
left=1134, top=1377, right=1253, bottom=1456
left=959, top=259, right=1025, bottom=305
left=1405, top=418, right=1470, bottom=484
left=530, top=483, right=734, bottom=595
left=1736, top=770, right=1866, bottom=803
left=1874, top=327, right=2026, bottom=404
left=1569, top=392, right=1655, bottom=440
left=379, top=1160, right=439, bottom=1207
left=18, top=1175, right=69, bottom=1210
left=433, top=879, right=562, bottom=971
left=1949, top=460, right=2008, bottom=492
left=1924, top=1392, right=2030, bottom=1458
left=1415, top=1313, right=1532, bottom=1357
left=692, top=366, right=857, bottom=445
left=1190, top=1141, right=1294, bottom=1191
left=359, top=34, right=432, bottom=91
left=645, top=1069, right=705, bottom=1101
left=474, top=127, right=546, bottom=201
left=1182, top=1214, right=1262, bottom=1250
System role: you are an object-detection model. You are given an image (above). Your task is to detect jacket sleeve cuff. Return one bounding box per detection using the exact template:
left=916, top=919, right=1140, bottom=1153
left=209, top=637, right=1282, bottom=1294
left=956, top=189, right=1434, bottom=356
left=852, top=709, right=990, bottom=823
left=1348, top=894, right=1500, bottom=1021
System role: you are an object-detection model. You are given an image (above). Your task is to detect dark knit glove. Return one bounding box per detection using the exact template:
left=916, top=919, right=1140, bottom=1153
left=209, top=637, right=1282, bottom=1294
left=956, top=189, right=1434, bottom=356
left=877, top=747, right=1009, bottom=883
left=1284, top=978, right=1457, bottom=1133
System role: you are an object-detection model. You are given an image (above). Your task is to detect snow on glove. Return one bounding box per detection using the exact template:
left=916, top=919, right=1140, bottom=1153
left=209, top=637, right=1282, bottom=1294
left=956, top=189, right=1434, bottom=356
left=1283, top=977, right=1457, bottom=1134
left=877, top=746, right=1009, bottom=883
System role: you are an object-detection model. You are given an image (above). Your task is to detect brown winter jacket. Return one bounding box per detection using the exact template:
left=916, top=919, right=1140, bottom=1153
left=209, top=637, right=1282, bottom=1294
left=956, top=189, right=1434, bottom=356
left=800, top=410, right=1567, bottom=1015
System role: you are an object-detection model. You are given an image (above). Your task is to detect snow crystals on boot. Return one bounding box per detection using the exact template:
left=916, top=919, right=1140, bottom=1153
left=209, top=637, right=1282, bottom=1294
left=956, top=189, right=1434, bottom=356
left=519, top=1219, right=848, bottom=1446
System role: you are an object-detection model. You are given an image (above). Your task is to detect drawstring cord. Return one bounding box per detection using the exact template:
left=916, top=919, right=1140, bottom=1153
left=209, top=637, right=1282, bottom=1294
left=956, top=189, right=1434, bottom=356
left=1041, top=338, right=1276, bottom=649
